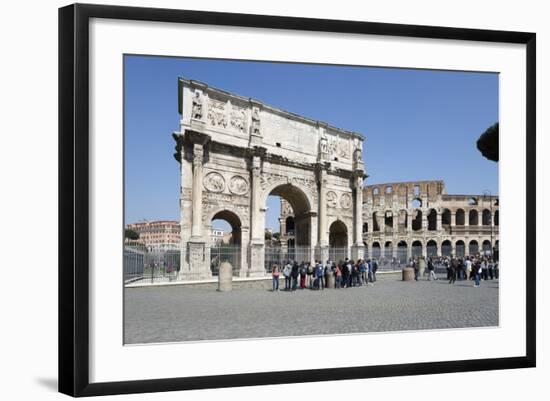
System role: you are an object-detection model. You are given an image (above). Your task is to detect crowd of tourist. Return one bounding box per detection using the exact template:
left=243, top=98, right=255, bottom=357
left=271, top=258, right=379, bottom=291
left=270, top=253, right=498, bottom=291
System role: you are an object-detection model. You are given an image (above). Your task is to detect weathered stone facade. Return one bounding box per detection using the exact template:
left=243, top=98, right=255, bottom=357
left=173, top=78, right=365, bottom=280
left=361, top=180, right=499, bottom=261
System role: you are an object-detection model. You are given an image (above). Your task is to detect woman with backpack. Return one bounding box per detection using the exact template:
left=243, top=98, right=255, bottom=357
left=283, top=261, right=292, bottom=290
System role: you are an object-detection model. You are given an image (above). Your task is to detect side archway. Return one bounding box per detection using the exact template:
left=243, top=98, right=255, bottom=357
left=329, top=220, right=348, bottom=263
left=207, top=209, right=247, bottom=276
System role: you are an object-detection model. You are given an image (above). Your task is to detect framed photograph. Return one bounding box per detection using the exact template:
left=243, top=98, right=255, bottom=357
left=59, top=3, right=536, bottom=397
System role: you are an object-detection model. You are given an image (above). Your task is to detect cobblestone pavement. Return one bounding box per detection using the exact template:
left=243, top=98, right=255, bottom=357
left=124, top=273, right=499, bottom=344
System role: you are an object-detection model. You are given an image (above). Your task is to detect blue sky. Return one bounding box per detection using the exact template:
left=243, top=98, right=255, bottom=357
left=124, top=55, right=498, bottom=232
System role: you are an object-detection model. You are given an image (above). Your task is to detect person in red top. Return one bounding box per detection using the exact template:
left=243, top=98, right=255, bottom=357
left=335, top=264, right=343, bottom=288
left=299, top=262, right=307, bottom=289
left=272, top=264, right=280, bottom=292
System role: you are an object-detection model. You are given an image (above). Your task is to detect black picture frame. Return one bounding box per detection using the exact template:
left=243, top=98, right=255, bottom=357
left=59, top=3, right=536, bottom=397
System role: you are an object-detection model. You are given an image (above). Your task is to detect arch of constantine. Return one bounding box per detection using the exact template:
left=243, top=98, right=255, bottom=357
left=173, top=78, right=366, bottom=280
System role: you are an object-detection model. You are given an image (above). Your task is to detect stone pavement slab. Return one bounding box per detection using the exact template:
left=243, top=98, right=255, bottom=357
left=124, top=273, right=499, bottom=344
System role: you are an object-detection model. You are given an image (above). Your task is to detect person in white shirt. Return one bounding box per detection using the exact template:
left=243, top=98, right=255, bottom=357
left=464, top=257, right=472, bottom=281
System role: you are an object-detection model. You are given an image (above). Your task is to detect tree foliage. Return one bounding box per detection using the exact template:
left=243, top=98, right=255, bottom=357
left=125, top=228, right=140, bottom=240
left=476, top=122, right=499, bottom=162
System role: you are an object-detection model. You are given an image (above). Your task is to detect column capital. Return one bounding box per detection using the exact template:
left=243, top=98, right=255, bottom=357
left=185, top=130, right=210, bottom=146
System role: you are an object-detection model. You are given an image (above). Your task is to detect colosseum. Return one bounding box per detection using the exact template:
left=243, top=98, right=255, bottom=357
left=279, top=179, right=499, bottom=266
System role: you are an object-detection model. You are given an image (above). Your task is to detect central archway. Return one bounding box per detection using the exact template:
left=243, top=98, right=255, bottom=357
left=264, top=183, right=314, bottom=270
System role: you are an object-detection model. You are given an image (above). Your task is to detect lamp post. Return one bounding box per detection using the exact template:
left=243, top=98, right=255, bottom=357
left=482, top=190, right=494, bottom=257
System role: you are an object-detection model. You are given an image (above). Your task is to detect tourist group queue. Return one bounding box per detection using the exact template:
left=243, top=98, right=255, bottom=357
left=270, top=258, right=378, bottom=291
left=425, top=255, right=499, bottom=287
left=270, top=253, right=498, bottom=291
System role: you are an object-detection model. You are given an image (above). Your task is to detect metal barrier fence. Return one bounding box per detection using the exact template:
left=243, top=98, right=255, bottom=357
left=125, top=244, right=493, bottom=284
left=264, top=246, right=315, bottom=273
left=124, top=246, right=145, bottom=282
left=124, top=245, right=180, bottom=284
left=209, top=245, right=242, bottom=276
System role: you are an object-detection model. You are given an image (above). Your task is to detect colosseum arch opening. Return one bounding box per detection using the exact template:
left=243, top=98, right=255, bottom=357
left=442, top=208, right=451, bottom=226
left=427, top=209, right=437, bottom=231
left=482, top=209, right=492, bottom=225
left=412, top=210, right=423, bottom=231
left=469, top=240, right=479, bottom=255
left=412, top=240, right=423, bottom=258
left=397, top=241, right=408, bottom=264
left=456, top=240, right=465, bottom=257
left=469, top=209, right=479, bottom=226
left=441, top=240, right=452, bottom=256
left=372, top=242, right=381, bottom=259
left=384, top=211, right=393, bottom=234
left=427, top=240, right=437, bottom=257
left=456, top=209, right=465, bottom=225
left=384, top=241, right=393, bottom=259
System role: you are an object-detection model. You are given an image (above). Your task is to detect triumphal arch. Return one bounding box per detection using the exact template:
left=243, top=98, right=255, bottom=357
left=173, top=78, right=365, bottom=280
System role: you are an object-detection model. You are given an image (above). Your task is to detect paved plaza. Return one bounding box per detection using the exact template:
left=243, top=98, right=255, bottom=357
left=124, top=273, right=499, bottom=344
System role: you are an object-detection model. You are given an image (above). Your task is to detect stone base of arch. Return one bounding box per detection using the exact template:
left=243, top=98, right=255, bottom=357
left=315, top=245, right=329, bottom=265
left=182, top=240, right=211, bottom=281
left=351, top=244, right=365, bottom=260
left=248, top=242, right=266, bottom=277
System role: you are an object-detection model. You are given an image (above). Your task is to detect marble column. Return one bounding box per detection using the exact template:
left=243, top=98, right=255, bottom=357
left=250, top=155, right=262, bottom=242
left=315, top=167, right=329, bottom=263
left=318, top=167, right=328, bottom=247
left=353, top=174, right=363, bottom=245
left=248, top=154, right=265, bottom=277
left=187, top=142, right=210, bottom=279
left=191, top=143, right=204, bottom=239
left=351, top=173, right=365, bottom=260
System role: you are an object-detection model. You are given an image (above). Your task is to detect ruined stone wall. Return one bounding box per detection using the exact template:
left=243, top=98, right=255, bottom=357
left=362, top=180, right=499, bottom=260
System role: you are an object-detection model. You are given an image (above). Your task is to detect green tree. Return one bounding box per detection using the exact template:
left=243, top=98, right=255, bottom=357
left=476, top=122, right=499, bottom=162
left=125, top=228, right=140, bottom=240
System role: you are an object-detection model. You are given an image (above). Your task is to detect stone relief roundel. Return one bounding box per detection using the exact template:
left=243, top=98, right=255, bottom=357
left=204, top=172, right=225, bottom=193
left=229, top=175, right=249, bottom=195
left=340, top=193, right=352, bottom=209
left=326, top=191, right=338, bottom=208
